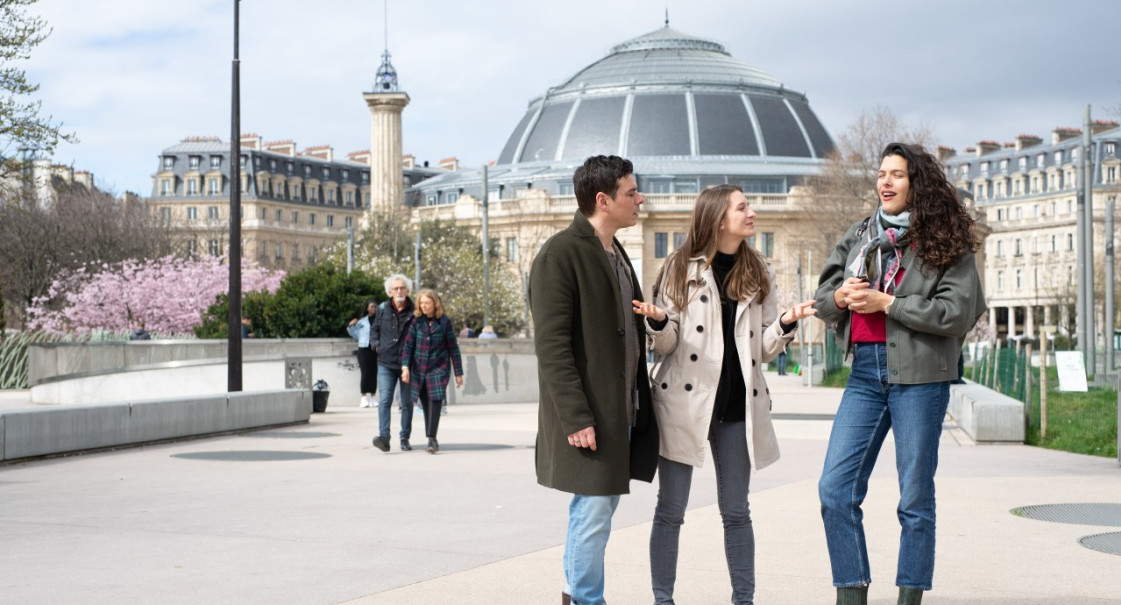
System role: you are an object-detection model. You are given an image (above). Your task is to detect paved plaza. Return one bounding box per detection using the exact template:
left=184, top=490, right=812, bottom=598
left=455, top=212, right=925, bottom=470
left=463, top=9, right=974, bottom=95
left=1, top=375, right=1119, bottom=604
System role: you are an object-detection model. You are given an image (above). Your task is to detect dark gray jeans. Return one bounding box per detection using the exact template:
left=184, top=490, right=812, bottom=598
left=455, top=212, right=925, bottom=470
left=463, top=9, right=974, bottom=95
left=650, top=420, right=754, bottom=605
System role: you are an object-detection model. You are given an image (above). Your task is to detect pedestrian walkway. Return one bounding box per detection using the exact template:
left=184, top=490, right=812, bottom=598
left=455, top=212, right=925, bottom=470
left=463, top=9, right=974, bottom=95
left=1, top=375, right=1118, bottom=604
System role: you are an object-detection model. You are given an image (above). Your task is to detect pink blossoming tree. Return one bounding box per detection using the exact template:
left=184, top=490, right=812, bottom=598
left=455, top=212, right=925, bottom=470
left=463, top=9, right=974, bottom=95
left=26, top=256, right=284, bottom=336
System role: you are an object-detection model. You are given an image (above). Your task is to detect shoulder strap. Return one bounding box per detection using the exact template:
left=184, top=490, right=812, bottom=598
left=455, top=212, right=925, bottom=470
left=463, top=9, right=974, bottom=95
left=855, top=215, right=873, bottom=238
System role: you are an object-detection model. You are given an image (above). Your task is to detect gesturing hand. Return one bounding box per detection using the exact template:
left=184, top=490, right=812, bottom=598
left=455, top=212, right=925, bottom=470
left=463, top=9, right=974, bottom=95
left=781, top=300, right=818, bottom=325
left=632, top=299, right=666, bottom=323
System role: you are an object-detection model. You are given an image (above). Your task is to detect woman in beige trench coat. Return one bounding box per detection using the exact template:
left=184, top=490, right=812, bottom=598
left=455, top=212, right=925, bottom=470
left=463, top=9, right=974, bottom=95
left=633, top=184, right=815, bottom=605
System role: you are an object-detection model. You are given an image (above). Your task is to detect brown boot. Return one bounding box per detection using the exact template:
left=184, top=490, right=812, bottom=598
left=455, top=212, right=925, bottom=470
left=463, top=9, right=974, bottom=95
left=898, top=587, right=923, bottom=605
left=837, top=585, right=868, bottom=605
left=561, top=591, right=571, bottom=605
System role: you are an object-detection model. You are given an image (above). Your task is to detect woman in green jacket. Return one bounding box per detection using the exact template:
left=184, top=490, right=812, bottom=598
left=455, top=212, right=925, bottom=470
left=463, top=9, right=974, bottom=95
left=813, top=143, right=986, bottom=605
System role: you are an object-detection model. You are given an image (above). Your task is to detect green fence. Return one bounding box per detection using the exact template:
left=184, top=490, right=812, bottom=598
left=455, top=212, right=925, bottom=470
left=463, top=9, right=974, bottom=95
left=970, top=343, right=1030, bottom=402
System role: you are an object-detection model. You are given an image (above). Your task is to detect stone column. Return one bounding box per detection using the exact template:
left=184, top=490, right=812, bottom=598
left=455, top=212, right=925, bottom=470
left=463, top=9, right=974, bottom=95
left=1025, top=304, right=1035, bottom=337
left=364, top=92, right=410, bottom=216
left=1007, top=306, right=1017, bottom=339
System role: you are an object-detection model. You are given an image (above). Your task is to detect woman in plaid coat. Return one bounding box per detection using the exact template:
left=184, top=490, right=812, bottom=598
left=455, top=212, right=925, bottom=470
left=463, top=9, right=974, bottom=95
left=400, top=288, right=464, bottom=454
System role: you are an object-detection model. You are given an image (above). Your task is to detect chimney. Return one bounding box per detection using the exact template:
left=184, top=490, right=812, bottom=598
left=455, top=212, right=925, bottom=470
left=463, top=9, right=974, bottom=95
left=401, top=154, right=415, bottom=169
left=1052, top=127, right=1081, bottom=144
left=240, top=133, right=262, bottom=150
left=935, top=146, right=956, bottom=162
left=1014, top=134, right=1042, bottom=151
left=303, top=145, right=333, bottom=161
left=975, top=140, right=1000, bottom=156
left=347, top=150, right=371, bottom=165
left=264, top=139, right=297, bottom=157
left=439, top=156, right=459, bottom=171
left=1091, top=120, right=1119, bottom=135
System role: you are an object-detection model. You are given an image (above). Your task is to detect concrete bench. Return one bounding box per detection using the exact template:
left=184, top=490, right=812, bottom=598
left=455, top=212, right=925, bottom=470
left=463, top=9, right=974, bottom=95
left=947, top=381, right=1025, bottom=443
left=1, top=389, right=310, bottom=462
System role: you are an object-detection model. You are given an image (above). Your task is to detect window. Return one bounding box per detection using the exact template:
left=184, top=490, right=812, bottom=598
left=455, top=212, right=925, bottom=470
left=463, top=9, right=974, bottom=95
left=506, top=237, right=518, bottom=262
left=996, top=209, right=1005, bottom=221
left=1051, top=235, right=1057, bottom=253
left=208, top=178, right=220, bottom=195
left=673, top=232, right=686, bottom=250
left=1067, top=233, right=1074, bottom=251
left=1015, top=206, right=1022, bottom=220
left=647, top=180, right=672, bottom=194
left=327, top=215, right=335, bottom=227
left=673, top=179, right=699, bottom=194
left=1068, top=265, right=1074, bottom=286
left=210, top=156, right=221, bottom=168
left=1036, top=154, right=1046, bottom=168
left=309, top=186, right=318, bottom=202
left=558, top=183, right=573, bottom=195
left=292, top=211, right=299, bottom=224
left=759, top=232, right=774, bottom=257
left=160, top=179, right=172, bottom=196
left=999, top=159, right=1008, bottom=172
left=275, top=243, right=284, bottom=261
left=163, top=156, right=174, bottom=169
left=345, top=217, right=353, bottom=229
left=1068, top=200, right=1073, bottom=214
left=426, top=194, right=437, bottom=205
left=291, top=244, right=299, bottom=262
left=208, top=206, right=219, bottom=220
left=208, top=239, right=220, bottom=256
left=997, top=270, right=1004, bottom=291
left=996, top=241, right=1004, bottom=257
left=275, top=209, right=282, bottom=222
left=186, top=239, right=197, bottom=256
left=445, top=192, right=459, bottom=204
left=269, top=159, right=276, bottom=171
left=259, top=207, right=266, bottom=219
left=1072, top=147, right=1080, bottom=160
left=322, top=167, right=330, bottom=179
left=309, top=246, right=318, bottom=263
left=1018, top=157, right=1027, bottom=171
left=1034, top=205, right=1039, bottom=218
left=309, top=213, right=316, bottom=226
left=328, top=189, right=336, bottom=204
left=1014, top=239, right=1022, bottom=256
left=341, top=169, right=349, bottom=182
left=1054, top=151, right=1063, bottom=164
left=1106, top=143, right=1116, bottom=156
left=980, top=162, right=990, bottom=175
left=159, top=207, right=171, bottom=225
left=1015, top=269, right=1023, bottom=290
left=287, top=162, right=294, bottom=175
left=186, top=179, right=198, bottom=195
left=1108, top=166, right=1117, bottom=183
left=654, top=233, right=668, bottom=258
left=304, top=165, right=312, bottom=177
left=187, top=207, right=197, bottom=221
left=1013, top=179, right=1021, bottom=195
left=189, top=156, right=200, bottom=169
left=345, top=191, right=353, bottom=205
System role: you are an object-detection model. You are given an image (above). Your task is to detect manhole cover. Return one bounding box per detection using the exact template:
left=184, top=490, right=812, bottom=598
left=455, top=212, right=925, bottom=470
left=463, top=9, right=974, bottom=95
left=172, top=450, right=332, bottom=461
left=242, top=431, right=341, bottom=439
left=1080, top=532, right=1121, bottom=556
left=1012, top=503, right=1121, bottom=527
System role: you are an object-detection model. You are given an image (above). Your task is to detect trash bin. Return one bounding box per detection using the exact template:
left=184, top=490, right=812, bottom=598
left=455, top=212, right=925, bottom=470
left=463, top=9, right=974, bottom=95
left=311, top=379, right=329, bottom=413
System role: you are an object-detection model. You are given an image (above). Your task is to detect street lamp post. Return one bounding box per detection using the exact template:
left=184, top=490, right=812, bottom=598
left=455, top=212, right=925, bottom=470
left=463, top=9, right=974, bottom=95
left=227, top=0, right=243, bottom=392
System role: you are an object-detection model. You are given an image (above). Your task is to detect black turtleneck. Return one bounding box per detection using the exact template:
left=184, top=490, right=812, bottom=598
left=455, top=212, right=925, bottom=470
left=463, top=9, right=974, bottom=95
left=711, top=252, right=746, bottom=425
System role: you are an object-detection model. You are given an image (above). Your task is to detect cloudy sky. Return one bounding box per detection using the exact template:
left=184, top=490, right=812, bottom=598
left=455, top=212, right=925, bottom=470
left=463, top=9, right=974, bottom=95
left=22, top=0, right=1121, bottom=194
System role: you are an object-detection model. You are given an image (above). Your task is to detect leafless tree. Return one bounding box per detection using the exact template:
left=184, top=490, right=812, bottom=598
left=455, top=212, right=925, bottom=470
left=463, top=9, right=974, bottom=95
left=0, top=184, right=173, bottom=327
left=796, top=106, right=934, bottom=263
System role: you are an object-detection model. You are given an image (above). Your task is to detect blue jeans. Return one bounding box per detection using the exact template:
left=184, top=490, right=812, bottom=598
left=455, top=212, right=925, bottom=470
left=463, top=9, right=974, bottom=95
left=376, top=364, right=413, bottom=440
left=650, top=421, right=754, bottom=605
left=818, top=343, right=950, bottom=590
left=564, top=493, right=620, bottom=605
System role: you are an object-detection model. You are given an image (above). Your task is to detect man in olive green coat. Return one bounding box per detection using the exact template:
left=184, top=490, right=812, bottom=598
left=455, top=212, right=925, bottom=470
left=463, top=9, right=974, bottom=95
left=529, top=155, right=659, bottom=605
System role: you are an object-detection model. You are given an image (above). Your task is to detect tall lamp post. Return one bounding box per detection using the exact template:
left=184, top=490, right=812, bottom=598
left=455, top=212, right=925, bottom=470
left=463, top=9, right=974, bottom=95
left=227, top=0, right=243, bottom=392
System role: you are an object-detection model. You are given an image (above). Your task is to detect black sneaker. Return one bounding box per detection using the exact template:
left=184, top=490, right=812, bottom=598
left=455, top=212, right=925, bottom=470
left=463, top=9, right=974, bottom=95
left=400, top=439, right=412, bottom=451
left=426, top=438, right=439, bottom=454
left=371, top=436, right=390, bottom=452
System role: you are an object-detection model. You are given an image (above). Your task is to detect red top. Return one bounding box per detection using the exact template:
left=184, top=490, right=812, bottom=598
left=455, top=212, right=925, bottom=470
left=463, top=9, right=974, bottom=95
left=849, top=269, right=905, bottom=344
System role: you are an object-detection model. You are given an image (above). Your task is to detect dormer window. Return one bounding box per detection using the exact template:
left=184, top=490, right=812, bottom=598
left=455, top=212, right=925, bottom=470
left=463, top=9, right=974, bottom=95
left=163, top=156, right=175, bottom=169
left=189, top=156, right=200, bottom=169
left=210, top=156, right=221, bottom=168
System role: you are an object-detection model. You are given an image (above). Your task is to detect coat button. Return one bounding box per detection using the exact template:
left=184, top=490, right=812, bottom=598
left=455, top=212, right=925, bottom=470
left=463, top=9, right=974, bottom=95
left=752, top=359, right=756, bottom=366
left=750, top=330, right=754, bottom=337
left=892, top=369, right=898, bottom=375
left=617, top=328, right=625, bottom=336
left=684, top=383, right=693, bottom=391
left=753, top=389, right=758, bottom=397
left=700, top=295, right=708, bottom=303
left=690, top=354, right=698, bottom=361
left=696, top=325, right=704, bottom=333
left=661, top=383, right=668, bottom=390
left=889, top=342, right=896, bottom=348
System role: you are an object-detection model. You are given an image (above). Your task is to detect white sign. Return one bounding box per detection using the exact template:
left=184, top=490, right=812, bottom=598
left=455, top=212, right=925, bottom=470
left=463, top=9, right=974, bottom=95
left=1054, top=351, right=1089, bottom=392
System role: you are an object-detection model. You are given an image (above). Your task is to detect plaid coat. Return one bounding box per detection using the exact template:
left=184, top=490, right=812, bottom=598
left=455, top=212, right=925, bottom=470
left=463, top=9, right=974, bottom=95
left=400, top=314, right=463, bottom=402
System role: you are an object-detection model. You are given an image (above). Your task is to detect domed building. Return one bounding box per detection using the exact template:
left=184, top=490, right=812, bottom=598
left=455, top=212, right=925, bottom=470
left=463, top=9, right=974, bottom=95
left=410, top=24, right=834, bottom=299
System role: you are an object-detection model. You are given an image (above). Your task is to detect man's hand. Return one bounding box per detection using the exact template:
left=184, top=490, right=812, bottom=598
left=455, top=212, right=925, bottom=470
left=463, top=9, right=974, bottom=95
left=567, top=426, right=597, bottom=451
left=400, top=367, right=410, bottom=384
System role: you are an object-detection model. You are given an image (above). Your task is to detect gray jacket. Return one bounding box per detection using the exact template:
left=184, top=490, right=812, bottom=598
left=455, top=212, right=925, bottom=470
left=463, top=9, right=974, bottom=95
left=813, top=220, right=987, bottom=384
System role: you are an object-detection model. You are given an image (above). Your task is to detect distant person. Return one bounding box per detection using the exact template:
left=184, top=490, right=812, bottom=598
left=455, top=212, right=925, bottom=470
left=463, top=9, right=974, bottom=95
left=400, top=289, right=463, bottom=454
left=129, top=326, right=151, bottom=341
left=633, top=184, right=815, bottom=605
left=458, top=321, right=476, bottom=339
left=478, top=325, right=498, bottom=340
left=370, top=274, right=416, bottom=452
left=347, top=299, right=379, bottom=408
left=529, top=155, right=658, bottom=605
left=813, top=143, right=986, bottom=605
left=776, top=349, right=788, bottom=375
left=240, top=317, right=254, bottom=339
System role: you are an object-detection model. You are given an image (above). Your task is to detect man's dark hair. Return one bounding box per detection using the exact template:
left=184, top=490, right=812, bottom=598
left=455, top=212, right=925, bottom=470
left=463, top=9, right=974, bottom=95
left=573, top=155, right=633, bottom=217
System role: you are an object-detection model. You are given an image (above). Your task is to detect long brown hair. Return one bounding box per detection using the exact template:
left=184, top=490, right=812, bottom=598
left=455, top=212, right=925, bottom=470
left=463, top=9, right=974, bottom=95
left=653, top=185, right=770, bottom=310
left=882, top=142, right=979, bottom=270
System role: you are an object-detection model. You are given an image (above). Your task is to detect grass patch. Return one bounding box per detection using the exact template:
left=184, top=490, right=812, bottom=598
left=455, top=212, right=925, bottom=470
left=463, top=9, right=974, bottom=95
left=966, top=366, right=1117, bottom=458
left=820, top=366, right=850, bottom=388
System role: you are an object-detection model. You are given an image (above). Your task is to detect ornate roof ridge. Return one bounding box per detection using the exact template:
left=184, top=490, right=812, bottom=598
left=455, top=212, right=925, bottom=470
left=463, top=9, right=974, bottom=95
left=609, top=25, right=728, bottom=56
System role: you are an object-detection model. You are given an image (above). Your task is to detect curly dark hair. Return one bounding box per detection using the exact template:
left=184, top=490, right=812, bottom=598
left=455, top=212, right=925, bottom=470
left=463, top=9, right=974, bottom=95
left=882, top=142, right=979, bottom=270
